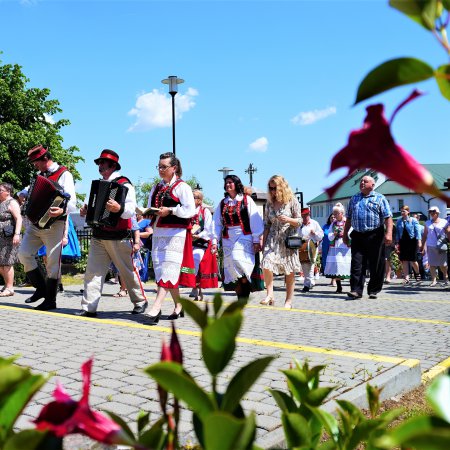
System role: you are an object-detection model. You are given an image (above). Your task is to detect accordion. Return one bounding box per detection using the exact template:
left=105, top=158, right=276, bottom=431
left=24, top=175, right=70, bottom=229
left=85, top=179, right=129, bottom=227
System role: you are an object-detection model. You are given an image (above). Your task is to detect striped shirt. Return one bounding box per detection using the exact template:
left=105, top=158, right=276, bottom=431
left=347, top=191, right=392, bottom=232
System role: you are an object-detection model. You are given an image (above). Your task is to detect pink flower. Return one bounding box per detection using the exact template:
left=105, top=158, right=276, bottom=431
left=34, top=358, right=134, bottom=446
left=326, top=90, right=449, bottom=204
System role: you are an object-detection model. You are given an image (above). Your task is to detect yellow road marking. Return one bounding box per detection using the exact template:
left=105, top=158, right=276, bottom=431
left=0, top=305, right=419, bottom=367
left=421, top=356, right=450, bottom=383
left=239, top=303, right=450, bottom=326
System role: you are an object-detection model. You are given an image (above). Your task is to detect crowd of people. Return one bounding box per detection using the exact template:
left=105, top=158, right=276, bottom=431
left=0, top=147, right=449, bottom=323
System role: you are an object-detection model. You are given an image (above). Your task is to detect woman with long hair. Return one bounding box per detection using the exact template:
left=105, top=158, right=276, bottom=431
left=260, top=175, right=302, bottom=309
left=145, top=152, right=196, bottom=324
left=0, top=183, right=22, bottom=297
left=212, top=175, right=264, bottom=299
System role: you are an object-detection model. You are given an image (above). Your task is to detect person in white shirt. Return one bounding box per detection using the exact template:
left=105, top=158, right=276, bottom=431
left=19, top=145, right=76, bottom=311
left=299, top=208, right=324, bottom=292
left=212, top=175, right=264, bottom=299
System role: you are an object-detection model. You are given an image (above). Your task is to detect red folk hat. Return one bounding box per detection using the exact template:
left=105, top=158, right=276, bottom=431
left=27, top=144, right=49, bottom=162
left=94, top=149, right=121, bottom=170
left=301, top=208, right=311, bottom=215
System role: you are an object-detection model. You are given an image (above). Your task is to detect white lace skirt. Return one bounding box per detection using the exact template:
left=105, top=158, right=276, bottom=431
left=152, top=232, right=186, bottom=285
left=222, top=227, right=255, bottom=284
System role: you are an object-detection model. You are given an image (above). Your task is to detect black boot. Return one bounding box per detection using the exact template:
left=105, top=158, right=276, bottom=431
left=236, top=277, right=251, bottom=300
left=335, top=279, right=342, bottom=293
left=35, top=278, right=58, bottom=311
left=25, top=268, right=46, bottom=304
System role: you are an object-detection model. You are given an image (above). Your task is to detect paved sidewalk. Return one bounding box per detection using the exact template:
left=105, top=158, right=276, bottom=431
left=1, top=276, right=449, bottom=448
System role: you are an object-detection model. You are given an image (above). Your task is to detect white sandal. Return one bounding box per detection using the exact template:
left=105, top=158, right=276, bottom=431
left=0, top=288, right=14, bottom=297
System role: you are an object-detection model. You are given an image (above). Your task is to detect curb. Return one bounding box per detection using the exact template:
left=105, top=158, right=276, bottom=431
left=256, top=358, right=422, bottom=449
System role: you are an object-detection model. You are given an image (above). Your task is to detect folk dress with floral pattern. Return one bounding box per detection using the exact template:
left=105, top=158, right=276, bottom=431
left=324, top=219, right=351, bottom=279
left=262, top=198, right=302, bottom=275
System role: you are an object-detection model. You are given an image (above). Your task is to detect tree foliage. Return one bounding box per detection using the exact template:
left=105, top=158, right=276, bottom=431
left=0, top=55, right=83, bottom=191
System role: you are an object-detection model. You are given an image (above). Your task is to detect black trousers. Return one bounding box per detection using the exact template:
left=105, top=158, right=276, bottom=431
left=350, top=226, right=385, bottom=296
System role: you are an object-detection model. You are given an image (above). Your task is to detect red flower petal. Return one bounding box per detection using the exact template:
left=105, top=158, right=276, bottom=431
left=326, top=92, right=449, bottom=204
left=169, top=323, right=183, bottom=365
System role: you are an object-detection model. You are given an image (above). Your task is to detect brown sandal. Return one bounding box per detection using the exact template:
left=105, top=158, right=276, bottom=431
left=113, top=289, right=128, bottom=298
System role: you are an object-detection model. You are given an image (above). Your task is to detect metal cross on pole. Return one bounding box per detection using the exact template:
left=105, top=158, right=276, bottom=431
left=245, top=163, right=257, bottom=186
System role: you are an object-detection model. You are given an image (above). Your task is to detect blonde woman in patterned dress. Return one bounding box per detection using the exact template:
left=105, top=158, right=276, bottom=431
left=0, top=183, right=23, bottom=297
left=261, top=175, right=302, bottom=309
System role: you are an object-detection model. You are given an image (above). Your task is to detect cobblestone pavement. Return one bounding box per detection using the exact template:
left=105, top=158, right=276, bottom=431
left=1, top=276, right=449, bottom=448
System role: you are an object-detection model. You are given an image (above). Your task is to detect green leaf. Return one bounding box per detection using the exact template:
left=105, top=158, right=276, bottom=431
left=381, top=414, right=450, bottom=447
left=389, top=0, right=438, bottom=30
left=268, top=389, right=298, bottom=413
left=179, top=297, right=207, bottom=329
left=203, top=411, right=255, bottom=450
left=435, top=64, right=450, bottom=101
left=223, top=298, right=248, bottom=315
left=145, top=362, right=215, bottom=420
left=202, top=311, right=243, bottom=376
left=367, top=384, right=382, bottom=417
left=336, top=399, right=365, bottom=420
left=311, top=408, right=340, bottom=443
left=3, top=430, right=48, bottom=450
left=354, top=57, right=434, bottom=104
left=0, top=365, right=48, bottom=443
left=136, top=410, right=150, bottom=435
left=426, top=372, right=450, bottom=422
left=282, top=369, right=309, bottom=403
left=213, top=293, right=223, bottom=317
left=138, top=417, right=166, bottom=450
left=443, top=0, right=450, bottom=10
left=103, top=410, right=136, bottom=441
left=233, top=411, right=257, bottom=450
left=281, top=412, right=311, bottom=448
left=221, top=356, right=274, bottom=413
left=306, top=387, right=334, bottom=407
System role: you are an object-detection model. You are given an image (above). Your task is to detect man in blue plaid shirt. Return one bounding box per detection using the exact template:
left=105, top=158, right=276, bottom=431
left=343, top=175, right=393, bottom=299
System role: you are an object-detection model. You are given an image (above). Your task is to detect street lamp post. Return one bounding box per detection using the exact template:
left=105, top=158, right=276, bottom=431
left=218, top=167, right=234, bottom=179
left=161, top=75, right=184, bottom=156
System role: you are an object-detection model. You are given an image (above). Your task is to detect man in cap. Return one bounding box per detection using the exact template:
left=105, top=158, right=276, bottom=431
left=299, top=208, right=324, bottom=292
left=343, top=175, right=393, bottom=300
left=19, top=145, right=76, bottom=310
left=75, top=149, right=147, bottom=317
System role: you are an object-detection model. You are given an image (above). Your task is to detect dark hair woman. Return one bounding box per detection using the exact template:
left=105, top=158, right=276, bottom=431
left=212, top=175, right=264, bottom=299
left=145, top=152, right=195, bottom=324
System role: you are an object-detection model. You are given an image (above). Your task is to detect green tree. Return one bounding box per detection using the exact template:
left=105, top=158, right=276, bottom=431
left=0, top=55, right=83, bottom=190
left=135, top=175, right=214, bottom=207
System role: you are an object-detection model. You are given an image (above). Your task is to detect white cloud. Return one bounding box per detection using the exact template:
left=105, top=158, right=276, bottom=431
left=127, top=87, right=198, bottom=132
left=249, top=136, right=268, bottom=152
left=44, top=113, right=55, bottom=124
left=291, top=106, right=336, bottom=126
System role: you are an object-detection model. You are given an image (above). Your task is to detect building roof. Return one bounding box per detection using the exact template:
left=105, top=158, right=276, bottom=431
left=308, top=164, right=450, bottom=204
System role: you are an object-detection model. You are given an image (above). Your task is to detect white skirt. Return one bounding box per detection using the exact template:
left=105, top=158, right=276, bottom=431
left=222, top=226, right=255, bottom=284
left=152, top=231, right=186, bottom=285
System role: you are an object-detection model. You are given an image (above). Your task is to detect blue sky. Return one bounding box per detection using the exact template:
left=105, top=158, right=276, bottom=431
left=1, top=0, right=449, bottom=208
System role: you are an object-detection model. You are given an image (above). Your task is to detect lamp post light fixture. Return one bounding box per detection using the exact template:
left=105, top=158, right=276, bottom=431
left=161, top=75, right=184, bottom=156
left=218, top=167, right=234, bottom=179
left=295, top=188, right=304, bottom=210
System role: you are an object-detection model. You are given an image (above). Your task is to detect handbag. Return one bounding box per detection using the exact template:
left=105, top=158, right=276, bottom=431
left=433, top=228, right=448, bottom=253
left=250, top=253, right=265, bottom=292
left=3, top=225, right=15, bottom=238
left=285, top=235, right=302, bottom=249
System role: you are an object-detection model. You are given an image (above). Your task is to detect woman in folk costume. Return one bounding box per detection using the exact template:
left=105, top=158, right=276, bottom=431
left=324, top=202, right=351, bottom=294
left=189, top=189, right=218, bottom=301
left=212, top=175, right=264, bottom=299
left=146, top=152, right=196, bottom=324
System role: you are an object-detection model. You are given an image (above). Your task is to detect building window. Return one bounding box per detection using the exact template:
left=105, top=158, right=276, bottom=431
left=398, top=199, right=404, bottom=211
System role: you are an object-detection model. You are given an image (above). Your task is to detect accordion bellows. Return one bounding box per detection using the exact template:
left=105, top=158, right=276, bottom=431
left=86, top=180, right=129, bottom=227
left=24, top=175, right=69, bottom=229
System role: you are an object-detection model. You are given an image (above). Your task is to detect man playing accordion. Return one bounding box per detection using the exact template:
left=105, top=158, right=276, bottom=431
left=75, top=149, right=147, bottom=318
left=19, top=145, right=77, bottom=311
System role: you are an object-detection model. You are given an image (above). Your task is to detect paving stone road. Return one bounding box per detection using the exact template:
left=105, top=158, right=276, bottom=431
left=1, top=276, right=449, bottom=448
